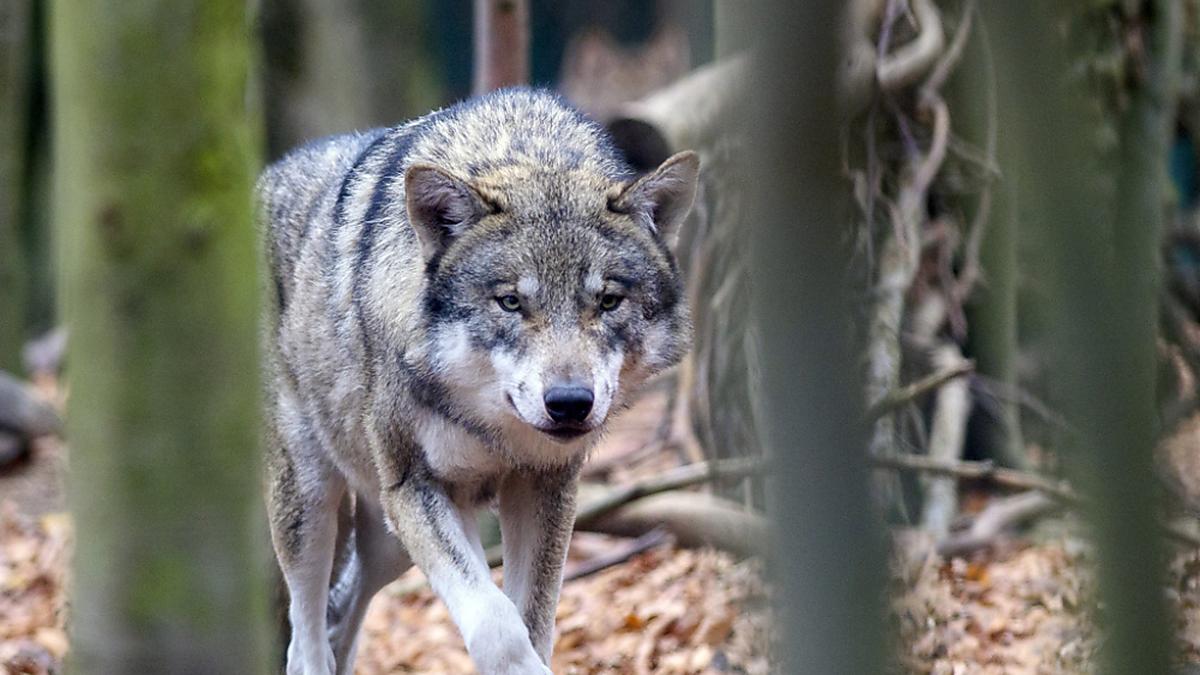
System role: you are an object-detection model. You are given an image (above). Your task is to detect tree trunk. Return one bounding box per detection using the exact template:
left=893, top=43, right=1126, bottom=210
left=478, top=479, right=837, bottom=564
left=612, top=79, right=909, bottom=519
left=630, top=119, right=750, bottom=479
left=51, top=2, right=271, bottom=672
left=747, top=1, right=886, bottom=672
left=259, top=0, right=374, bottom=158
left=472, top=0, right=529, bottom=95
left=354, top=0, right=442, bottom=124
left=955, top=18, right=1026, bottom=469
left=0, top=0, right=33, bottom=372
left=985, top=2, right=1178, bottom=672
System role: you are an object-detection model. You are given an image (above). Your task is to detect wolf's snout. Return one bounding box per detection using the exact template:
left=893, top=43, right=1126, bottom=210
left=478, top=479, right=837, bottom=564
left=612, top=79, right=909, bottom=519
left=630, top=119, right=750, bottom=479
left=543, top=386, right=593, bottom=424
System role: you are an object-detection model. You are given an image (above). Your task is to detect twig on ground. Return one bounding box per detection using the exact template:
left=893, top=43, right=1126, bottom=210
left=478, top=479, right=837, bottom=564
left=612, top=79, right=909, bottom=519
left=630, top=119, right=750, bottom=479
left=575, top=456, right=763, bottom=527
left=937, top=491, right=1060, bottom=557
left=562, top=528, right=673, bottom=582
left=874, top=452, right=1200, bottom=548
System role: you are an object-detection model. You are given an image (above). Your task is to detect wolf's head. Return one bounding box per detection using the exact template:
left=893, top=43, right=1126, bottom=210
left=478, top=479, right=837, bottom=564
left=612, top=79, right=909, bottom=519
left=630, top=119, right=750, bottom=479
left=408, top=150, right=698, bottom=461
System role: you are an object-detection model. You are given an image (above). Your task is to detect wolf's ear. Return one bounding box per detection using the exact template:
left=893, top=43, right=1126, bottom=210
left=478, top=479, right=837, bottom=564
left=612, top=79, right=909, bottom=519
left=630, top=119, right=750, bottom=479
left=610, top=150, right=700, bottom=246
left=405, top=164, right=487, bottom=259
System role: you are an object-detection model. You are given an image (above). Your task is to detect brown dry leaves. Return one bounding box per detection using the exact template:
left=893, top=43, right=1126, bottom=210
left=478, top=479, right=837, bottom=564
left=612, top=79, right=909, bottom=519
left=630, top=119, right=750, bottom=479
left=0, top=503, right=69, bottom=674
left=10, top=494, right=1200, bottom=674
left=354, top=545, right=768, bottom=675
left=893, top=531, right=1097, bottom=674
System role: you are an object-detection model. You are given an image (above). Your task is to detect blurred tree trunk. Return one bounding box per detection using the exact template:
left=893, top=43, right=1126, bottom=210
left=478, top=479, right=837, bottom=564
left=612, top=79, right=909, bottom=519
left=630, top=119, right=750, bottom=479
left=52, top=2, right=271, bottom=672
left=0, top=0, right=33, bottom=373
left=985, top=2, right=1178, bottom=673
left=354, top=0, right=442, bottom=122
left=954, top=19, right=1027, bottom=469
left=259, top=0, right=443, bottom=160
left=473, top=0, right=529, bottom=95
left=747, top=1, right=886, bottom=672
left=259, top=0, right=373, bottom=158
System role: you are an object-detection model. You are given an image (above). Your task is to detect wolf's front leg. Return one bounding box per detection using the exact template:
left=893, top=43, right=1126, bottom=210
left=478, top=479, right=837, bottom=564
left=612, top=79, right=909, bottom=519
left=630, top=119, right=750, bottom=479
left=498, top=465, right=579, bottom=661
left=380, top=465, right=550, bottom=675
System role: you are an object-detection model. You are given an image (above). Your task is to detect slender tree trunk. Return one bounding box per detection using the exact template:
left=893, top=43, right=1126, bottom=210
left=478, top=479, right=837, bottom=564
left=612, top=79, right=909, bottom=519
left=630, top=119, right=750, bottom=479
left=985, top=2, right=1178, bottom=672
left=955, top=18, right=1026, bottom=469
left=747, top=2, right=886, bottom=672
left=354, top=0, right=442, bottom=124
left=259, top=0, right=373, bottom=159
left=51, top=2, right=271, bottom=672
left=0, top=0, right=33, bottom=372
left=472, top=0, right=528, bottom=95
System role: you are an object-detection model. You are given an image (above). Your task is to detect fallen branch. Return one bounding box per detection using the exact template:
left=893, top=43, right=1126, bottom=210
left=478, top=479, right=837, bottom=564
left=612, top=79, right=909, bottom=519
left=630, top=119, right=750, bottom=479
left=873, top=452, right=1200, bottom=548
left=937, top=491, right=1059, bottom=557
left=563, top=528, right=673, bottom=582
left=864, top=359, right=975, bottom=422
left=870, top=452, right=1076, bottom=501
left=577, top=488, right=766, bottom=558
left=575, top=456, right=763, bottom=527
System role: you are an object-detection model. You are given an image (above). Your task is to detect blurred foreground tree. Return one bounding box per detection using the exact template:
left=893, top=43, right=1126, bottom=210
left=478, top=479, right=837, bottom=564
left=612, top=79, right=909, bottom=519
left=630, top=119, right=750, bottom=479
left=0, top=0, right=34, bottom=372
left=985, top=1, right=1178, bottom=672
left=52, top=2, right=271, bottom=672
left=746, top=1, right=886, bottom=672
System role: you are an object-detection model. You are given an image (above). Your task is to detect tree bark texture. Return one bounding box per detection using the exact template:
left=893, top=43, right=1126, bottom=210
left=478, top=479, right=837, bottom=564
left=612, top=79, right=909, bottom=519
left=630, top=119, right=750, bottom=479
left=51, top=2, right=271, bottom=672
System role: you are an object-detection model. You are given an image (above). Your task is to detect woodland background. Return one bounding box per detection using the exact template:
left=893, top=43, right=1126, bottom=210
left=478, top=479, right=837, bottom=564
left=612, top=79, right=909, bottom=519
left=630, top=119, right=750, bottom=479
left=4, top=0, right=1200, bottom=673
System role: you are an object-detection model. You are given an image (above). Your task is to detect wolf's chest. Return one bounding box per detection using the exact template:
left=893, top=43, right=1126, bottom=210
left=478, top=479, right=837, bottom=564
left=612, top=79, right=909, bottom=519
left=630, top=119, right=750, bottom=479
left=413, top=412, right=508, bottom=481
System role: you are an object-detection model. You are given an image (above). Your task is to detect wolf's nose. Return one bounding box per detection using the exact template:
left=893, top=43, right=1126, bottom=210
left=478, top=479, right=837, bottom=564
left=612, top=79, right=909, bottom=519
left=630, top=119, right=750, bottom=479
left=544, top=386, right=594, bottom=424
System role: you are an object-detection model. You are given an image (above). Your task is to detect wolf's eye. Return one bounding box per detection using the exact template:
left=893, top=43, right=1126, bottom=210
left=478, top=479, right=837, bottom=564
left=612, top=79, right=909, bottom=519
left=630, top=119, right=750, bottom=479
left=497, top=295, right=522, bottom=312
left=599, top=294, right=624, bottom=312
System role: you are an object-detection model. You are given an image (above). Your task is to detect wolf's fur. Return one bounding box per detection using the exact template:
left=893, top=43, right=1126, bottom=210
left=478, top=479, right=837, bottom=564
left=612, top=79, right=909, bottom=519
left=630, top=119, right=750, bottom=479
left=259, top=88, right=697, bottom=675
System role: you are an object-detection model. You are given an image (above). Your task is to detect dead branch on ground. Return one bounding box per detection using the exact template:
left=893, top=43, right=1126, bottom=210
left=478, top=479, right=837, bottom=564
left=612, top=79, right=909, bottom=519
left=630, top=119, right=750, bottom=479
left=562, top=528, right=674, bottom=582
left=936, top=491, right=1060, bottom=557
left=575, top=456, right=763, bottom=527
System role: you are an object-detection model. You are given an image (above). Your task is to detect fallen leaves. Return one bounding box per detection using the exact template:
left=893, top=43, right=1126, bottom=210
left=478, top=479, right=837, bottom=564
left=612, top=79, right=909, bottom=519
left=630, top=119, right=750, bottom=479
left=354, top=543, right=769, bottom=675
left=0, top=503, right=69, bottom=674
left=8, top=497, right=1200, bottom=674
left=893, top=531, right=1097, bottom=674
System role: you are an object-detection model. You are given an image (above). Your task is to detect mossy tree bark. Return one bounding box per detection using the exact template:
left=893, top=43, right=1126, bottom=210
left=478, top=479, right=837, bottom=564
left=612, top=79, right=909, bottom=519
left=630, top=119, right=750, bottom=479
left=51, top=2, right=271, bottom=672
left=0, top=0, right=33, bottom=373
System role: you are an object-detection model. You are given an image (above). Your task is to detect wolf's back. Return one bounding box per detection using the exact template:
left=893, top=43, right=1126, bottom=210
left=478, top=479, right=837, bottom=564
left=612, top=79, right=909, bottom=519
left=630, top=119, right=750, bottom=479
left=257, top=130, right=386, bottom=315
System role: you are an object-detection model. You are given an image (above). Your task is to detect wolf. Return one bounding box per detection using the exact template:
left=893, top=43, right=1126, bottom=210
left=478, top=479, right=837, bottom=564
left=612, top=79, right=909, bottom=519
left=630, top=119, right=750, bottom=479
left=258, top=87, right=698, bottom=675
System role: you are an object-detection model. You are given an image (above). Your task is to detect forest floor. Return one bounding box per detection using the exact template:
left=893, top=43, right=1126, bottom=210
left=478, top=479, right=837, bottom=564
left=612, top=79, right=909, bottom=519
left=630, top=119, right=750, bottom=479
left=3, top=379, right=1200, bottom=674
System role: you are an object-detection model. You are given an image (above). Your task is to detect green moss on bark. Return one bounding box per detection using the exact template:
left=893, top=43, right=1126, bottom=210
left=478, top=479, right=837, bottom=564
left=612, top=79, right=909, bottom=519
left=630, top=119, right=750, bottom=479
left=51, top=2, right=271, bottom=672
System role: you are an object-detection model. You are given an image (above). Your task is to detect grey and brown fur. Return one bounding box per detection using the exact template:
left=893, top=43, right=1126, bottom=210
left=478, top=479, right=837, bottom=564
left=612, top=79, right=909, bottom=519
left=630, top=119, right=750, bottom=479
left=259, top=88, right=697, bottom=675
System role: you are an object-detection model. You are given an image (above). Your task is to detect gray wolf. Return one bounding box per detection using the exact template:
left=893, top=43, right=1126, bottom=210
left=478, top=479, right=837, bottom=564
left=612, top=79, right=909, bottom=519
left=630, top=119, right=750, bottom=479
left=258, top=87, right=697, bottom=675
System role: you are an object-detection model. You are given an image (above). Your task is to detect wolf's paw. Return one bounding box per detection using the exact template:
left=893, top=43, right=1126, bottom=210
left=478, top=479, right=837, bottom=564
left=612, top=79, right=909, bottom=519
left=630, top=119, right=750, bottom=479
left=285, top=639, right=336, bottom=675
left=467, top=629, right=551, bottom=674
